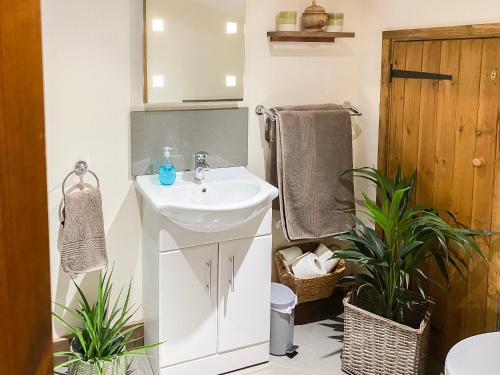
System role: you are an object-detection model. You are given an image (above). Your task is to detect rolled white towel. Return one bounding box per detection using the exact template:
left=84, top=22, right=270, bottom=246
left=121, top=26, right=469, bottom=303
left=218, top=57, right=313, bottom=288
left=278, top=246, right=303, bottom=266
left=314, top=243, right=340, bottom=273
left=291, top=252, right=326, bottom=278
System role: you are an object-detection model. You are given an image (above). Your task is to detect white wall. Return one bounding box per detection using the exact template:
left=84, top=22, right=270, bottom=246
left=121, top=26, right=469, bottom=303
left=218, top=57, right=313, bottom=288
left=243, top=0, right=371, bottom=264
left=43, top=0, right=365, bottom=338
left=43, top=0, right=499, bottom=338
left=244, top=0, right=368, bottom=197
left=42, top=0, right=144, bottom=337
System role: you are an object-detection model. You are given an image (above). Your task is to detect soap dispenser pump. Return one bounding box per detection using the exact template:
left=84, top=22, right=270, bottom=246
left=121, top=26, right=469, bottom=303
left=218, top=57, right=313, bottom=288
left=159, top=146, right=176, bottom=186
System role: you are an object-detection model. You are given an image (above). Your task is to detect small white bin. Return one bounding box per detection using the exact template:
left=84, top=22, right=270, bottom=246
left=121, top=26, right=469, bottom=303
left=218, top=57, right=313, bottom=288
left=270, top=283, right=297, bottom=356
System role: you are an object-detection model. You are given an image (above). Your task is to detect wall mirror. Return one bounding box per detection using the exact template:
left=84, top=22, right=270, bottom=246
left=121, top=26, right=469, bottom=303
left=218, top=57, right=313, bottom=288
left=144, top=0, right=245, bottom=105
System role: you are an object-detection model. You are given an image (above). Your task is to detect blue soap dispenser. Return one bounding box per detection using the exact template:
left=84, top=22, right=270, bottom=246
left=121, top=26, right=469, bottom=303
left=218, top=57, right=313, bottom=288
left=158, top=146, right=176, bottom=186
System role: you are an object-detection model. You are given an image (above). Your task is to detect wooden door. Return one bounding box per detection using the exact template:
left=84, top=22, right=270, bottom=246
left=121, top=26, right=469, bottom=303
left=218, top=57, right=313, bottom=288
left=158, top=244, right=219, bottom=367
left=379, top=29, right=500, bottom=358
left=0, top=1, right=53, bottom=374
left=218, top=236, right=272, bottom=353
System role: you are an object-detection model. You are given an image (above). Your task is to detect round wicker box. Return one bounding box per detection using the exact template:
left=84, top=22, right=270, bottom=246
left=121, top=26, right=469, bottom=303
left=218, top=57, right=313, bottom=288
left=275, top=251, right=345, bottom=304
left=301, top=0, right=328, bottom=32
left=342, top=289, right=432, bottom=375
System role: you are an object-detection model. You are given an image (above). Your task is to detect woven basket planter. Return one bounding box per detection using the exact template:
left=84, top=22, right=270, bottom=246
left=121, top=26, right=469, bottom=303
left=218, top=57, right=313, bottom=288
left=67, top=357, right=126, bottom=375
left=275, top=252, right=345, bottom=304
left=342, top=289, right=432, bottom=375
left=67, top=338, right=127, bottom=375
left=68, top=359, right=126, bottom=375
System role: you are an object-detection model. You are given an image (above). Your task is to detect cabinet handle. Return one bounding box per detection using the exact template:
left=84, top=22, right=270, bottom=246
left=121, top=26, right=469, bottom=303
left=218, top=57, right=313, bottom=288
left=229, top=255, right=235, bottom=292
left=206, top=259, right=212, bottom=298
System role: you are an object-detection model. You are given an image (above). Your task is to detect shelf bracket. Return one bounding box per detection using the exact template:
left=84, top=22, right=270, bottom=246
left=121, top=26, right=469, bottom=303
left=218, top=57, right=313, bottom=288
left=390, top=64, right=452, bottom=81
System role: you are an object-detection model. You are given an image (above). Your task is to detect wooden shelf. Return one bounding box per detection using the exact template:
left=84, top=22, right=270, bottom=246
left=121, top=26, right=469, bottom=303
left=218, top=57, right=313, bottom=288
left=267, top=31, right=355, bottom=43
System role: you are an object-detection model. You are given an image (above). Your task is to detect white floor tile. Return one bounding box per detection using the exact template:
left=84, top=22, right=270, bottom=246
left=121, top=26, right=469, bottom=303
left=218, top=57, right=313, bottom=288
left=229, top=317, right=346, bottom=375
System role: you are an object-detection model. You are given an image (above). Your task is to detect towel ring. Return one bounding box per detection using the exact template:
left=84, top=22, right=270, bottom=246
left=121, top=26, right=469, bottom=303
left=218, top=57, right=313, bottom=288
left=62, top=161, right=100, bottom=198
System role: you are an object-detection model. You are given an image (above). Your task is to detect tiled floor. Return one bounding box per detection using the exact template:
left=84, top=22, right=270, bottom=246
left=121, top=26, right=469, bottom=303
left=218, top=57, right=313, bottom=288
left=230, top=316, right=345, bottom=375
left=56, top=315, right=444, bottom=375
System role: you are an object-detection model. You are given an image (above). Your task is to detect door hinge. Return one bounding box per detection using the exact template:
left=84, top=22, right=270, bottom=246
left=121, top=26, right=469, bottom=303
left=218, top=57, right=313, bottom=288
left=390, top=64, right=453, bottom=82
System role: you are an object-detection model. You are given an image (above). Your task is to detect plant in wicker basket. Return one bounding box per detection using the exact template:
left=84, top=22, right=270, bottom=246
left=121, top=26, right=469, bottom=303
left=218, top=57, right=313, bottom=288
left=332, top=167, right=496, bottom=374
left=53, top=268, right=162, bottom=375
left=334, top=166, right=492, bottom=321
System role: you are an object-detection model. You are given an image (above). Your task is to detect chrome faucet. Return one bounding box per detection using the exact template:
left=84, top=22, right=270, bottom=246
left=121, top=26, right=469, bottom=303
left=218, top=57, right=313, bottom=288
left=194, top=151, right=209, bottom=182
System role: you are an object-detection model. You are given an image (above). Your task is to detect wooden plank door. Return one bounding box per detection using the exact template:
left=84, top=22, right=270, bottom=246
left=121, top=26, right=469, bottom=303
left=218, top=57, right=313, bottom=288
left=0, top=1, right=53, bottom=374
left=382, top=37, right=500, bottom=358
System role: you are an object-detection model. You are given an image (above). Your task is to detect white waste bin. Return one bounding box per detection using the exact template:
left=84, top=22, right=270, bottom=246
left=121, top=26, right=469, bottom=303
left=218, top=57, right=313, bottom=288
left=270, top=282, right=298, bottom=356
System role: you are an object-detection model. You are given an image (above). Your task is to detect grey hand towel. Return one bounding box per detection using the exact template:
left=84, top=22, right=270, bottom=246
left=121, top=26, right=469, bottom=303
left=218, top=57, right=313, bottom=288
left=60, top=187, right=108, bottom=273
left=266, top=103, right=343, bottom=189
left=269, top=105, right=355, bottom=241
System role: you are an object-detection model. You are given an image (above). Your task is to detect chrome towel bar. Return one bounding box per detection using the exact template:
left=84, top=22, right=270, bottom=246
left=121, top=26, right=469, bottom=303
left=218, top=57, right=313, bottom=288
left=255, top=101, right=362, bottom=120
left=255, top=105, right=276, bottom=120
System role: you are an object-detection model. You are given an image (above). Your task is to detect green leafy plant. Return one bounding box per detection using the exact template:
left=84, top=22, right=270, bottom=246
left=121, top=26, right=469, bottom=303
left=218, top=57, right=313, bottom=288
left=333, top=167, right=494, bottom=324
left=53, top=268, right=161, bottom=374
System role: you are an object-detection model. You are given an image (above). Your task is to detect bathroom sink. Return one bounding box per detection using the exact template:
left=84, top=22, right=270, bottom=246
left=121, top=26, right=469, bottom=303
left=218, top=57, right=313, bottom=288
left=136, top=167, right=278, bottom=232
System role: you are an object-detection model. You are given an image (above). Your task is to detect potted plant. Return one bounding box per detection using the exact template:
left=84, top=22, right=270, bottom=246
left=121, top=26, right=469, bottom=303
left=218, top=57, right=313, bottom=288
left=53, top=269, right=161, bottom=375
left=333, top=167, right=494, bottom=375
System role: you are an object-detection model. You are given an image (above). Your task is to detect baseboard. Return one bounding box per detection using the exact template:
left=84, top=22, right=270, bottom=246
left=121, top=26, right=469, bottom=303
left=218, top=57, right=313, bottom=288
left=159, top=342, right=269, bottom=375
left=53, top=320, right=145, bottom=366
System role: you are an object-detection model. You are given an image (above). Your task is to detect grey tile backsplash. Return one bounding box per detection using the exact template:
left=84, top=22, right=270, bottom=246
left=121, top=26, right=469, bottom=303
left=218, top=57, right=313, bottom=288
left=130, top=108, right=248, bottom=176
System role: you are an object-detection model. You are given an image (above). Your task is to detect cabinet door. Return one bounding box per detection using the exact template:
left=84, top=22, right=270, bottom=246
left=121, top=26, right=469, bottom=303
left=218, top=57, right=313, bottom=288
left=159, top=244, right=218, bottom=367
left=218, top=236, right=272, bottom=353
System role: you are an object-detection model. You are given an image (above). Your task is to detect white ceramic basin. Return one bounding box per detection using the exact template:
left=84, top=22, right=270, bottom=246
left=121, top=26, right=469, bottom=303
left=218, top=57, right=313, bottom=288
left=136, top=167, right=278, bottom=232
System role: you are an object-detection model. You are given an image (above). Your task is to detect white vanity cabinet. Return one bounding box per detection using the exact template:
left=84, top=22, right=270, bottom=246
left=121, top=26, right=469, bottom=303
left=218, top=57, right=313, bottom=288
left=141, top=200, right=274, bottom=375
left=138, top=167, right=278, bottom=375
left=157, top=236, right=271, bottom=370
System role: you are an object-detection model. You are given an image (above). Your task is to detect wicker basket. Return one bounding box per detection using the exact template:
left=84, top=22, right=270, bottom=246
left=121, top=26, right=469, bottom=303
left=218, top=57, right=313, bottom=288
left=342, top=289, right=432, bottom=375
left=68, top=359, right=126, bottom=375
left=67, top=338, right=127, bottom=375
left=275, top=251, right=345, bottom=304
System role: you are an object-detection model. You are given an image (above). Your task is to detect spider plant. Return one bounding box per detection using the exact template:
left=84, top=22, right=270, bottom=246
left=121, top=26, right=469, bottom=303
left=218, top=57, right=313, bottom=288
left=53, top=268, right=161, bottom=375
left=333, top=167, right=494, bottom=324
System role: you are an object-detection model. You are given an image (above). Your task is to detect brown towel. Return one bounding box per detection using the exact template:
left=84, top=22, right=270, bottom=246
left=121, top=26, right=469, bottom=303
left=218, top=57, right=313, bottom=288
left=268, top=105, right=355, bottom=241
left=60, top=187, right=108, bottom=273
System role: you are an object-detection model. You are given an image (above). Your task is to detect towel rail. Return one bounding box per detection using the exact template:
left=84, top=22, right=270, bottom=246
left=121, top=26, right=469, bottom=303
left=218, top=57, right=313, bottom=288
left=255, top=105, right=277, bottom=120
left=62, top=161, right=100, bottom=198
left=342, top=101, right=363, bottom=116
left=255, top=101, right=362, bottom=120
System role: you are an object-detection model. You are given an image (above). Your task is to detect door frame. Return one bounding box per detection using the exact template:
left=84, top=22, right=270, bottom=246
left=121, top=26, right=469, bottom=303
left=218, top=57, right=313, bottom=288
left=0, top=0, right=53, bottom=374
left=377, top=23, right=500, bottom=174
